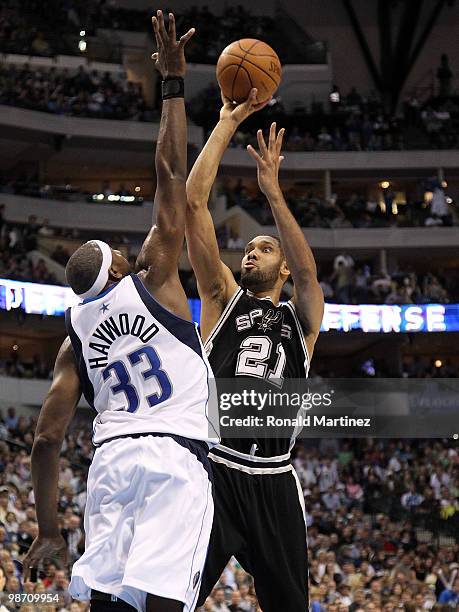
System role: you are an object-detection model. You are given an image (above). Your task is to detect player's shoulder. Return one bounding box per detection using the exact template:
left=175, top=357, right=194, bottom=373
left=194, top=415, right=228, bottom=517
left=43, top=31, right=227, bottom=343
left=280, top=298, right=296, bottom=314
left=280, top=299, right=307, bottom=333
left=56, top=336, right=78, bottom=371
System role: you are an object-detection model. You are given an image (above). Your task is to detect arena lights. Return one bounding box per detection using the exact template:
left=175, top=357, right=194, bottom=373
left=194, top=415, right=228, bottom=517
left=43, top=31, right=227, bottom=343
left=1, top=278, right=459, bottom=333
left=0, top=278, right=78, bottom=316
left=79, top=29, right=87, bottom=53
left=91, top=193, right=138, bottom=203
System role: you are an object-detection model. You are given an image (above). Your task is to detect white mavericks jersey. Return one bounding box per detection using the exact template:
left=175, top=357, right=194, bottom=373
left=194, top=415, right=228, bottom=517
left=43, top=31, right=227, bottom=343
left=65, top=273, right=219, bottom=447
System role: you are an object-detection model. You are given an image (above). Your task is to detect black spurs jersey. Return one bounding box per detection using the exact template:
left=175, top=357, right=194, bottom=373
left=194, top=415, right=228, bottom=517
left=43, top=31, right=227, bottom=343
left=205, top=287, right=310, bottom=468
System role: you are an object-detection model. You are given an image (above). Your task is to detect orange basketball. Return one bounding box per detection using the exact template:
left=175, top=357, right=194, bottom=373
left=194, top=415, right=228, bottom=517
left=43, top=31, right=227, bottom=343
left=216, top=39, right=282, bottom=104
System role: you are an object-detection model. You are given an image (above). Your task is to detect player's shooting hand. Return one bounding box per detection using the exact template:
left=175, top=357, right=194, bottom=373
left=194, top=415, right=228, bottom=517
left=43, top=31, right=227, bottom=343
left=220, top=89, right=271, bottom=126
left=247, top=122, right=285, bottom=196
left=22, top=535, right=68, bottom=581
left=151, top=10, right=195, bottom=78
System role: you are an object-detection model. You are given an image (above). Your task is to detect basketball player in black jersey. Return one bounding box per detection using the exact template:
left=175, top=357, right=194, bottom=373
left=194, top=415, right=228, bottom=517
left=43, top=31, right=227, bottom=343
left=187, top=96, right=324, bottom=610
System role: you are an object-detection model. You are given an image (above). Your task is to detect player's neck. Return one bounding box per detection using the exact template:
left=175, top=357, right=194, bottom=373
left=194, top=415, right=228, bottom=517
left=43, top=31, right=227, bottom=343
left=247, top=288, right=281, bottom=305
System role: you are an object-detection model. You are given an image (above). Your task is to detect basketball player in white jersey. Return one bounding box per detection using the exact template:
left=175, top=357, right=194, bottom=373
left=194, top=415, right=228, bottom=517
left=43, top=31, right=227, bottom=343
left=23, top=12, right=218, bottom=612
left=186, top=103, right=324, bottom=610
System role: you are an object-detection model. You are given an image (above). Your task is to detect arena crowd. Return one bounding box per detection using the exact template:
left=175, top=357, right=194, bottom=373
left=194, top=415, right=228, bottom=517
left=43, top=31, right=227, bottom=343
left=0, top=409, right=457, bottom=611
left=0, top=64, right=154, bottom=121
left=0, top=210, right=456, bottom=308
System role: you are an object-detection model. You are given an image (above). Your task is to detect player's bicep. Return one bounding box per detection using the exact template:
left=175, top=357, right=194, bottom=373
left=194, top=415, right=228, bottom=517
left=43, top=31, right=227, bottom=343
left=292, top=280, right=324, bottom=353
left=35, top=338, right=81, bottom=445
left=186, top=204, right=237, bottom=301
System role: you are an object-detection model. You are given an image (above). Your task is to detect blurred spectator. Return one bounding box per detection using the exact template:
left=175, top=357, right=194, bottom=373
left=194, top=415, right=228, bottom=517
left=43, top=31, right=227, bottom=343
left=4, top=408, right=19, bottom=432
left=0, top=64, right=153, bottom=121
left=30, top=31, right=51, bottom=56
left=401, top=484, right=424, bottom=509
left=331, top=254, right=355, bottom=304
left=227, top=229, right=244, bottom=250
left=22, top=215, right=39, bottom=252
left=211, top=587, right=230, bottom=611
left=38, top=218, right=55, bottom=237
left=438, top=576, right=459, bottom=605
left=51, top=244, right=70, bottom=266
left=426, top=185, right=452, bottom=227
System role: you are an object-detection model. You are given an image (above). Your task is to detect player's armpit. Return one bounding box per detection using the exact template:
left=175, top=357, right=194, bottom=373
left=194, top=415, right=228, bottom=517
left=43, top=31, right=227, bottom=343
left=138, top=270, right=193, bottom=322
left=198, top=262, right=238, bottom=342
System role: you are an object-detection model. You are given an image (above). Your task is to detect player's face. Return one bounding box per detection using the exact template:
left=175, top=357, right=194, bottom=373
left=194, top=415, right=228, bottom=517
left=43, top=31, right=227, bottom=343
left=110, top=249, right=132, bottom=279
left=240, top=236, right=285, bottom=292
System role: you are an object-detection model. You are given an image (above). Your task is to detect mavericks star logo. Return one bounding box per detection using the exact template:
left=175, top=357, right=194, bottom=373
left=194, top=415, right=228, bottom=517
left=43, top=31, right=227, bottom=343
left=258, top=309, right=282, bottom=332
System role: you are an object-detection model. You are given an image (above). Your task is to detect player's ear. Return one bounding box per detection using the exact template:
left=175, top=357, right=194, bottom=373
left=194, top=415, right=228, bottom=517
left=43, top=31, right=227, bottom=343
left=280, top=259, right=290, bottom=278
left=108, top=257, right=125, bottom=281
left=108, top=251, right=128, bottom=281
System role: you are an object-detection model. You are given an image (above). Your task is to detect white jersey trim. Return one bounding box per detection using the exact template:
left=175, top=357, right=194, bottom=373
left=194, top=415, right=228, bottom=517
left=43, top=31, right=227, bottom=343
left=285, top=300, right=310, bottom=377
left=284, top=300, right=310, bottom=452
left=292, top=467, right=310, bottom=582
left=212, top=443, right=291, bottom=463
left=204, top=287, right=243, bottom=350
left=210, top=454, right=293, bottom=475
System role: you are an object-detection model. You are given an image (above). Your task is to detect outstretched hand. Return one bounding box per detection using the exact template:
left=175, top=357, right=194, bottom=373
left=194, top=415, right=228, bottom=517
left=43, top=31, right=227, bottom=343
left=22, top=535, right=68, bottom=582
left=247, top=122, right=285, bottom=196
left=151, top=10, right=195, bottom=78
left=220, top=89, right=271, bottom=126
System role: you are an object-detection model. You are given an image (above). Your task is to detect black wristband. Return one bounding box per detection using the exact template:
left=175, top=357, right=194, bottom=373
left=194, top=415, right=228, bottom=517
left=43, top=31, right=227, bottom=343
left=162, top=76, right=184, bottom=100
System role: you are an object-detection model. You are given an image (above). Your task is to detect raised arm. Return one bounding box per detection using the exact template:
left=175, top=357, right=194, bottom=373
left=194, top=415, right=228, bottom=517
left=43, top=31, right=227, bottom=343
left=247, top=123, right=324, bottom=357
left=186, top=92, right=267, bottom=337
left=23, top=338, right=81, bottom=578
left=136, top=11, right=194, bottom=315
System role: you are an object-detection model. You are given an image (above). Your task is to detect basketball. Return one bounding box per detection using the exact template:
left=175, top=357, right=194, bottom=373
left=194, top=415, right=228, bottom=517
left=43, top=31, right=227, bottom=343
left=216, top=38, right=282, bottom=104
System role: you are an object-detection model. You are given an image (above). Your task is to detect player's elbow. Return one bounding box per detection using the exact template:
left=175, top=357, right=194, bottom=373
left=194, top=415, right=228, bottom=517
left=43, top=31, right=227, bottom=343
left=155, top=158, right=187, bottom=183
left=156, top=210, right=185, bottom=240
left=32, top=431, right=62, bottom=452
left=186, top=197, right=205, bottom=213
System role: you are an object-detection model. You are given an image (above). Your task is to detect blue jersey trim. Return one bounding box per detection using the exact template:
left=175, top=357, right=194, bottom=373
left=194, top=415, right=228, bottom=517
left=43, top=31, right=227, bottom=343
left=131, top=273, right=203, bottom=357
left=65, top=308, right=95, bottom=408
left=80, top=282, right=117, bottom=305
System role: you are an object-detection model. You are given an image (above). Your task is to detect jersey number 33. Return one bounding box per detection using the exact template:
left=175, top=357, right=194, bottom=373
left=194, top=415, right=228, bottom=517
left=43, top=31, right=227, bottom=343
left=102, top=346, right=172, bottom=412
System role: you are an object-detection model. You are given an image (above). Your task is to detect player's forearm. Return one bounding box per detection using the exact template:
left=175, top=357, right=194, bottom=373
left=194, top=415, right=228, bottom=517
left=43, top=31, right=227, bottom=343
left=186, top=118, right=236, bottom=208
left=31, top=436, right=61, bottom=537
left=154, top=97, right=187, bottom=234
left=155, top=98, right=187, bottom=183
left=266, top=186, right=318, bottom=282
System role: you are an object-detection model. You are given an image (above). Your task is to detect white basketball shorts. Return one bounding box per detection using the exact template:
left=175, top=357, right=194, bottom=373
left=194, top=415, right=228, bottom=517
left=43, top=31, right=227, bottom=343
left=68, top=434, right=214, bottom=612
